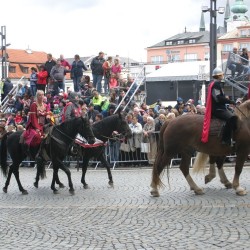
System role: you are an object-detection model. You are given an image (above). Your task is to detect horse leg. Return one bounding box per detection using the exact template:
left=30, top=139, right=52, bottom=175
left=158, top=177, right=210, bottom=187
left=205, top=156, right=216, bottom=184
left=98, top=153, right=113, bottom=187
left=3, top=165, right=13, bottom=193
left=180, top=153, right=204, bottom=195
left=81, top=157, right=90, bottom=189
left=12, top=166, right=28, bottom=195
left=233, top=153, right=247, bottom=195
left=216, top=156, right=232, bottom=189
left=55, top=174, right=65, bottom=188
left=51, top=167, right=60, bottom=194
left=53, top=158, right=75, bottom=195
left=150, top=150, right=170, bottom=197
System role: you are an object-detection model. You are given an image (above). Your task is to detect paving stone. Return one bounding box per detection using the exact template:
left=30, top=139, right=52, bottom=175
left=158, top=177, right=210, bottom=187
left=0, top=167, right=250, bottom=249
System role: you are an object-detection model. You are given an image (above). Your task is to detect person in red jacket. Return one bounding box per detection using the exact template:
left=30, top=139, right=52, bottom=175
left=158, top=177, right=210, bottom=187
left=37, top=64, right=48, bottom=93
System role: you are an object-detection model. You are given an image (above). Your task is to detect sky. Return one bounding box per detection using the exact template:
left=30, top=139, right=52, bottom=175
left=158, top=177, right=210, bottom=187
left=0, top=0, right=249, bottom=62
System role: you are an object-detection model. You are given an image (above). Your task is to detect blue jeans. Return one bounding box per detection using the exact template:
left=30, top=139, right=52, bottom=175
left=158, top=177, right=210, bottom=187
left=103, top=76, right=109, bottom=94
left=30, top=85, right=37, bottom=97
left=92, top=74, right=103, bottom=93
left=109, top=141, right=120, bottom=162
left=73, top=76, right=82, bottom=92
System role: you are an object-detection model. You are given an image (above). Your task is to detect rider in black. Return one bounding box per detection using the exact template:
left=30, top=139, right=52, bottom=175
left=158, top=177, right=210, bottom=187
left=211, top=68, right=237, bottom=145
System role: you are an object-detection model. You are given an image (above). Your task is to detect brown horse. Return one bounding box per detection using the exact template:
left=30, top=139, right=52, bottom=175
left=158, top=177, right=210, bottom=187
left=151, top=100, right=250, bottom=197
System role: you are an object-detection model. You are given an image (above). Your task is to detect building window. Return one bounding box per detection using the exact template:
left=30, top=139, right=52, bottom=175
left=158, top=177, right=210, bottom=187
left=184, top=53, right=197, bottom=61
left=240, top=29, right=247, bottom=37
left=189, top=39, right=196, bottom=44
left=223, top=44, right=233, bottom=52
left=22, top=67, right=29, bottom=74
left=205, top=52, right=209, bottom=61
left=171, top=54, right=180, bottom=62
left=165, top=41, right=172, bottom=46
left=9, top=67, right=16, bottom=73
left=240, top=43, right=250, bottom=50
left=177, top=40, right=184, bottom=45
left=151, top=56, right=163, bottom=63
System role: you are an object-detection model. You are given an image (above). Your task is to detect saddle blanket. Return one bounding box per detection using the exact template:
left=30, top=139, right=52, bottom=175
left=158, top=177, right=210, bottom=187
left=209, top=118, right=226, bottom=137
left=75, top=134, right=106, bottom=148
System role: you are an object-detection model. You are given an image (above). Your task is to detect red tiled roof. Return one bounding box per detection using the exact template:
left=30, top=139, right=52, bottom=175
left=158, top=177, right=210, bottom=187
left=0, top=49, right=47, bottom=79
left=6, top=49, right=47, bottom=63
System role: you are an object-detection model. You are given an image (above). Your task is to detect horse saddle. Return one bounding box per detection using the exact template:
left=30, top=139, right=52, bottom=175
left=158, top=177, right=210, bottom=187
left=209, top=118, right=226, bottom=137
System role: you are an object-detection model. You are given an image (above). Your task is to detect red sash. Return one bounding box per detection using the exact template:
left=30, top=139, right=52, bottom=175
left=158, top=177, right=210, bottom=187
left=201, top=81, right=214, bottom=143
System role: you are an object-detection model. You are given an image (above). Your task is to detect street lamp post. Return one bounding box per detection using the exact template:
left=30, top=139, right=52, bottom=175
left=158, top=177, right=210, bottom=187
left=202, top=1, right=225, bottom=80
left=210, top=0, right=217, bottom=80
left=0, top=26, right=10, bottom=80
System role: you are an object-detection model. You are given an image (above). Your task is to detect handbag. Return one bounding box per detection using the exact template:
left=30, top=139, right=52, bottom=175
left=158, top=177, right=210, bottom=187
left=120, top=142, right=130, bottom=152
left=140, top=142, right=150, bottom=153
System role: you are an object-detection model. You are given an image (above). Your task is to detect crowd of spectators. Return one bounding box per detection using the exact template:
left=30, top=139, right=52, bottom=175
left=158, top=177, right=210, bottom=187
left=0, top=50, right=245, bottom=167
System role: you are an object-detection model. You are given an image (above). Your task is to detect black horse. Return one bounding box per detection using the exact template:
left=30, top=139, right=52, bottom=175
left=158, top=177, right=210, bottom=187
left=0, top=117, right=95, bottom=194
left=49, top=112, right=132, bottom=189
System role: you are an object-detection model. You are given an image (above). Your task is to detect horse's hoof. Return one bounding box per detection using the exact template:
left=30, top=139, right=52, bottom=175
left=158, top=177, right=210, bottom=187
left=83, top=184, right=89, bottom=189
left=3, top=187, right=7, bottom=193
left=22, top=190, right=28, bottom=195
left=33, top=182, right=38, bottom=188
left=59, top=183, right=65, bottom=188
left=150, top=189, right=160, bottom=197
left=53, top=190, right=59, bottom=194
left=236, top=187, right=247, bottom=196
left=69, top=189, right=75, bottom=195
left=194, top=188, right=204, bottom=195
left=108, top=181, right=114, bottom=188
left=224, top=182, right=233, bottom=189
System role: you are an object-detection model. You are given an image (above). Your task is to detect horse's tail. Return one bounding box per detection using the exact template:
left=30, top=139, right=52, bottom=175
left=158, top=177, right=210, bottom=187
left=192, top=152, right=209, bottom=173
left=36, top=156, right=46, bottom=179
left=0, top=133, right=9, bottom=177
left=151, top=120, right=172, bottom=189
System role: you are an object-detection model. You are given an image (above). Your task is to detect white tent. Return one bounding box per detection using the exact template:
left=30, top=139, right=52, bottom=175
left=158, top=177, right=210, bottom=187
left=146, top=61, right=210, bottom=82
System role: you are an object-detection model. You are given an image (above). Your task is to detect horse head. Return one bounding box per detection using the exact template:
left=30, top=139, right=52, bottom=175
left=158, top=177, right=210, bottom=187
left=116, top=111, right=132, bottom=139
left=235, top=100, right=250, bottom=121
left=80, top=117, right=95, bottom=144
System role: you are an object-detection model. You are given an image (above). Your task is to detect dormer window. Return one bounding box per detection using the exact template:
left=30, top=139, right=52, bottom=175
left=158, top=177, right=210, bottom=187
left=9, top=66, right=16, bottom=73
left=166, top=41, right=172, bottom=46
left=177, top=40, right=184, bottom=45
left=240, top=29, right=247, bottom=37
left=19, top=64, right=29, bottom=74
left=189, top=39, right=196, bottom=44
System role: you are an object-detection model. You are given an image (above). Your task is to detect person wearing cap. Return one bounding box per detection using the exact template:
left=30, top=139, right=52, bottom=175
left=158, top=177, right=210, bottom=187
left=201, top=67, right=236, bottom=145
left=90, top=52, right=105, bottom=93
left=62, top=91, right=81, bottom=122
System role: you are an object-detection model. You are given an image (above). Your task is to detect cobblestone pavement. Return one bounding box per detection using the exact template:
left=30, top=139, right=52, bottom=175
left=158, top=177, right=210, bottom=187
left=0, top=166, right=250, bottom=250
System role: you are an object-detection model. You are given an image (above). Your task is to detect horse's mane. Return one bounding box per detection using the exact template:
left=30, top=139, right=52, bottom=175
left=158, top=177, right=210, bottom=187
left=93, top=114, right=119, bottom=132
left=235, top=100, right=250, bottom=120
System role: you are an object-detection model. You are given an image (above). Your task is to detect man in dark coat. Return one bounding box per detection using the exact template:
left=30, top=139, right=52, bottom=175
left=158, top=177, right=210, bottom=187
left=90, top=52, right=105, bottom=93
left=3, top=78, right=13, bottom=100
